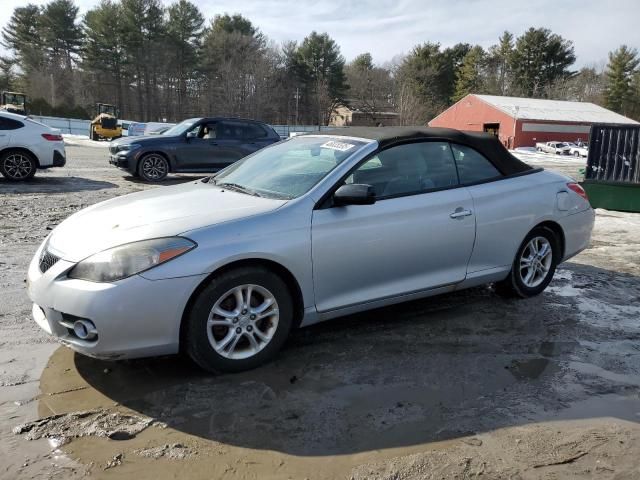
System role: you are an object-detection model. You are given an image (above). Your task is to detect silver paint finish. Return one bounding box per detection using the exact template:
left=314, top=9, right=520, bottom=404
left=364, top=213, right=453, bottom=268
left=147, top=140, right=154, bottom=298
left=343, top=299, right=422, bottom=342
left=27, top=135, right=595, bottom=360
left=311, top=187, right=475, bottom=312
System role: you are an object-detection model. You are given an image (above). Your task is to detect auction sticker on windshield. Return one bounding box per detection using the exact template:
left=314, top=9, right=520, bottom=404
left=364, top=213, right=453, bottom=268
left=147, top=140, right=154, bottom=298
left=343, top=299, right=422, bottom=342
left=321, top=140, right=356, bottom=152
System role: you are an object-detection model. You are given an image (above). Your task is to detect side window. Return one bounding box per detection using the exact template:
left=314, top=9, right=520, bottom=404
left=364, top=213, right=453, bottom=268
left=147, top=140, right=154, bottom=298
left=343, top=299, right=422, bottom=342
left=450, top=144, right=501, bottom=184
left=243, top=123, right=268, bottom=139
left=202, top=122, right=217, bottom=139
left=217, top=121, right=244, bottom=139
left=347, top=142, right=459, bottom=199
left=0, top=117, right=24, bottom=130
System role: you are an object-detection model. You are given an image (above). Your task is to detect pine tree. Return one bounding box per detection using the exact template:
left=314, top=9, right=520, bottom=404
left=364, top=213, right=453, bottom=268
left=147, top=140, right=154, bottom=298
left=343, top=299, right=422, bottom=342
left=40, top=0, right=82, bottom=72
left=83, top=0, right=128, bottom=114
left=453, top=46, right=486, bottom=102
left=509, top=28, right=575, bottom=97
left=604, top=45, right=639, bottom=115
left=1, top=4, right=44, bottom=77
left=166, top=0, right=204, bottom=118
left=0, top=56, right=16, bottom=92
left=486, top=31, right=513, bottom=95
left=294, top=32, right=348, bottom=125
left=120, top=0, right=166, bottom=120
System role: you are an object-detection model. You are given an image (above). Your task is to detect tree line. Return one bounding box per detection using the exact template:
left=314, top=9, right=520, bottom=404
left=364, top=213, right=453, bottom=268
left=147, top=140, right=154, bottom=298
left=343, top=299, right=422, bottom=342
left=1, top=0, right=639, bottom=125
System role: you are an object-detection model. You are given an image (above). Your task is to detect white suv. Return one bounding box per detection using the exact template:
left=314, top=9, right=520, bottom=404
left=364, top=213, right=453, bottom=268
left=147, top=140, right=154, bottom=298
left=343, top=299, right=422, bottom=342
left=0, top=111, right=66, bottom=181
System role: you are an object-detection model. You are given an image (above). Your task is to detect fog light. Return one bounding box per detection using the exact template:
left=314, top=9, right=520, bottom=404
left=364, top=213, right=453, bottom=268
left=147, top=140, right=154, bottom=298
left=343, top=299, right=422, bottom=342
left=73, top=319, right=97, bottom=340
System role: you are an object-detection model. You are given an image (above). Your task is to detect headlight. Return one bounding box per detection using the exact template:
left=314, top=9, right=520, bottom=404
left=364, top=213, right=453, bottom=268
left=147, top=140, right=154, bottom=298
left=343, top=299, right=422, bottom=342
left=117, top=143, right=141, bottom=152
left=68, top=237, right=196, bottom=282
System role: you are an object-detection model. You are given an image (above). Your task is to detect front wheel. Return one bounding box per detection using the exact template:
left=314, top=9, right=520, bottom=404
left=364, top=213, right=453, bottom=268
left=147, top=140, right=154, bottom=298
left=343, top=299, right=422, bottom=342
left=574, top=151, right=581, bottom=157
left=0, top=151, right=37, bottom=181
left=184, top=267, right=294, bottom=373
left=495, top=227, right=559, bottom=298
left=138, top=153, right=169, bottom=182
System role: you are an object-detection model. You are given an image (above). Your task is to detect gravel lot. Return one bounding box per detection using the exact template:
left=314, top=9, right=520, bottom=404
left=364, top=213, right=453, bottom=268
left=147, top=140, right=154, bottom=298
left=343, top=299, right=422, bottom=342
left=1, top=143, right=639, bottom=479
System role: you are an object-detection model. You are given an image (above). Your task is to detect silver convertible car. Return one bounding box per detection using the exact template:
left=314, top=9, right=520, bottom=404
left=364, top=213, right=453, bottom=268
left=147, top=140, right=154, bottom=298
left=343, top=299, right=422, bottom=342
left=28, top=127, right=594, bottom=372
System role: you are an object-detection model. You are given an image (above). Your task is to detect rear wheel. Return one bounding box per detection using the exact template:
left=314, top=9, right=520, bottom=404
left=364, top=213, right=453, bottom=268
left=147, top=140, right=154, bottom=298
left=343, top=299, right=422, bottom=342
left=184, top=267, right=293, bottom=373
left=90, top=126, right=99, bottom=141
left=495, top=227, right=559, bottom=298
left=0, top=150, right=37, bottom=181
left=574, top=151, right=580, bottom=157
left=138, top=153, right=169, bottom=182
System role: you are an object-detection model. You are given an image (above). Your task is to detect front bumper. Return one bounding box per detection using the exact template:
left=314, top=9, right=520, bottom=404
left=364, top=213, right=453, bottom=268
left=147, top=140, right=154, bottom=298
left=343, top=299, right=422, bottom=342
left=27, top=249, right=206, bottom=360
left=109, top=153, right=133, bottom=171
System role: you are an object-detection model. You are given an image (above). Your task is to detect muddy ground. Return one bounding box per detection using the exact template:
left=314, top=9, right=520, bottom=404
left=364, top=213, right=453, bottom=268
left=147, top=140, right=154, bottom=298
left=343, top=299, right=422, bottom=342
left=1, top=145, right=639, bottom=479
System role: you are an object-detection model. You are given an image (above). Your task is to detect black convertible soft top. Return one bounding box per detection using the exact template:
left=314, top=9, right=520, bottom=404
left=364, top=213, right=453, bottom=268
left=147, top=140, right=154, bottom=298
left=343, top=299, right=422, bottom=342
left=320, top=126, right=533, bottom=176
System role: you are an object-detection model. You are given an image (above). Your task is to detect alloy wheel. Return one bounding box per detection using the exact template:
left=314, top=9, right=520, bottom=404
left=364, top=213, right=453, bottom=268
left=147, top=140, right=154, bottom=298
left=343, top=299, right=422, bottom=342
left=519, top=236, right=553, bottom=288
left=141, top=155, right=168, bottom=180
left=4, top=154, right=34, bottom=179
left=206, top=284, right=280, bottom=360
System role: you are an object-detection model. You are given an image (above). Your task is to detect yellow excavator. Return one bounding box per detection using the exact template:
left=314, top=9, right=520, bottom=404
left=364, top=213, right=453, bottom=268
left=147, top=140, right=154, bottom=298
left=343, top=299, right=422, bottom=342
left=0, top=91, right=27, bottom=115
left=89, top=103, right=122, bottom=141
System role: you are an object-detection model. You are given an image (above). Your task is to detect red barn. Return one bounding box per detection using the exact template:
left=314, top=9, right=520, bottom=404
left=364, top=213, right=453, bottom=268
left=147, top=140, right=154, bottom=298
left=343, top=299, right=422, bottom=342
left=429, top=94, right=638, bottom=149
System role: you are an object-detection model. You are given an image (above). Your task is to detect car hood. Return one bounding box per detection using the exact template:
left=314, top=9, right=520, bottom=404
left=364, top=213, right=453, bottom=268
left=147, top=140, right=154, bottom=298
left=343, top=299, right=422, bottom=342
left=48, top=182, right=287, bottom=262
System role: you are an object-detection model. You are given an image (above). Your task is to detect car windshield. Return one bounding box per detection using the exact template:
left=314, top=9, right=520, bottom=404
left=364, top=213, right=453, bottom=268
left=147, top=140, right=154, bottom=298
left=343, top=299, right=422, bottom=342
left=213, top=136, right=367, bottom=199
left=162, top=118, right=200, bottom=137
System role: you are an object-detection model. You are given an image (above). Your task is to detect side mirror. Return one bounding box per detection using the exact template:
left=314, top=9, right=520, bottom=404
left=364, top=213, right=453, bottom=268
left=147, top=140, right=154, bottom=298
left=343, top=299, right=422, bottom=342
left=333, top=184, right=376, bottom=206
left=186, top=131, right=197, bottom=139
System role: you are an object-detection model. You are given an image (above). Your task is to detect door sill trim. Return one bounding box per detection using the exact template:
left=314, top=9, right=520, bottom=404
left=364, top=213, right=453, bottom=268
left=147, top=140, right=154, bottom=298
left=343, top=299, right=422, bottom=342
left=310, top=283, right=459, bottom=324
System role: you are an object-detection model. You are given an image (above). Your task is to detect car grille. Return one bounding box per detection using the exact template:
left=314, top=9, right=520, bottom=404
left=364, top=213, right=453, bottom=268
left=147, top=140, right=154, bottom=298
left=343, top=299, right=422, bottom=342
left=39, top=250, right=60, bottom=273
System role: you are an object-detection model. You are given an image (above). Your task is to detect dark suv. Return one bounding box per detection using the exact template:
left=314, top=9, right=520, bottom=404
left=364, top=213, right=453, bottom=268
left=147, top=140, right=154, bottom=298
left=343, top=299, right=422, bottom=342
left=109, top=117, right=281, bottom=182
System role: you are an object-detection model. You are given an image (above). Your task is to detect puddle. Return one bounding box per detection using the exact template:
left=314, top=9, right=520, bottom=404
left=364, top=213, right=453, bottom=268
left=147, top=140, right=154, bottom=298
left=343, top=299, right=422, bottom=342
left=506, top=358, right=552, bottom=380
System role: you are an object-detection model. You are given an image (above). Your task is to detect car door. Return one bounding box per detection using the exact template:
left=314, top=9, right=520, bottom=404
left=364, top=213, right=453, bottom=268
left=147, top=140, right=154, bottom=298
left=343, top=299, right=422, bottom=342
left=243, top=122, right=276, bottom=154
left=0, top=116, right=22, bottom=147
left=0, top=118, right=10, bottom=148
left=210, top=120, right=251, bottom=169
left=449, top=143, right=523, bottom=274
left=311, top=141, right=476, bottom=313
left=174, top=120, right=216, bottom=171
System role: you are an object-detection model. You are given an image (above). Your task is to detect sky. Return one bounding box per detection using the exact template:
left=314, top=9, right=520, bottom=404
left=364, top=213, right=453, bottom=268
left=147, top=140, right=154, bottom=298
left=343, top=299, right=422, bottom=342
left=2, top=0, right=639, bottom=68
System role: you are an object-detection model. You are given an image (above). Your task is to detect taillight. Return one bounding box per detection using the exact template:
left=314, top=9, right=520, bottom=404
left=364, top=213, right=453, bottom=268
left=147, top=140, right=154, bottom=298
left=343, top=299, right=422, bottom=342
left=567, top=182, right=588, bottom=201
left=42, top=133, right=63, bottom=141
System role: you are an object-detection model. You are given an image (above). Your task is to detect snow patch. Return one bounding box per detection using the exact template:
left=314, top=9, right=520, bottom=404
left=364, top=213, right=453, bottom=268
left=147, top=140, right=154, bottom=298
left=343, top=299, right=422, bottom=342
left=63, top=134, right=111, bottom=148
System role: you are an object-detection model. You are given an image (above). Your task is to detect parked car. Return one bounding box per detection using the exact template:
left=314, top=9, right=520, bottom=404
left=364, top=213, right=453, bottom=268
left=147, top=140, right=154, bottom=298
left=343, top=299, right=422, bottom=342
left=536, top=141, right=571, bottom=155
left=109, top=117, right=281, bottom=182
left=568, top=143, right=588, bottom=158
left=0, top=111, right=66, bottom=181
left=28, top=127, right=594, bottom=372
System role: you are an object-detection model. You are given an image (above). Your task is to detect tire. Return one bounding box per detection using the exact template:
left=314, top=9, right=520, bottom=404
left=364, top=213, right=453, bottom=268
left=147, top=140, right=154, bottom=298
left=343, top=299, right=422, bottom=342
left=495, top=227, right=559, bottom=298
left=91, top=127, right=99, bottom=141
left=184, top=267, right=294, bottom=373
left=138, top=153, right=169, bottom=182
left=0, top=150, right=37, bottom=181
left=574, top=151, right=580, bottom=157
left=536, top=147, right=541, bottom=152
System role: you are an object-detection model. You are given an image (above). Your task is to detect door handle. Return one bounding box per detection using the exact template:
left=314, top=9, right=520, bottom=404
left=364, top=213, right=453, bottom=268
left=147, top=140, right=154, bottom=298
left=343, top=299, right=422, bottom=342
left=450, top=208, right=473, bottom=219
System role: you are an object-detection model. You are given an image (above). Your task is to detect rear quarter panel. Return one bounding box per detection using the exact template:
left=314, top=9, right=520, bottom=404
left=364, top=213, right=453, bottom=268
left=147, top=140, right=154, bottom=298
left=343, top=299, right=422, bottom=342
left=465, top=170, right=575, bottom=274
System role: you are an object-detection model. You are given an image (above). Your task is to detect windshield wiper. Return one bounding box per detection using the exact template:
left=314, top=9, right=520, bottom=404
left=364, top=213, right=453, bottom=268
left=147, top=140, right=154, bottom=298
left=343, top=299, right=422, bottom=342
left=216, top=182, right=263, bottom=197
